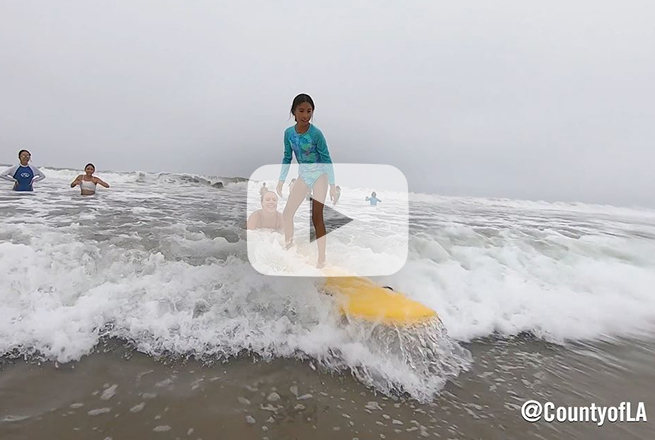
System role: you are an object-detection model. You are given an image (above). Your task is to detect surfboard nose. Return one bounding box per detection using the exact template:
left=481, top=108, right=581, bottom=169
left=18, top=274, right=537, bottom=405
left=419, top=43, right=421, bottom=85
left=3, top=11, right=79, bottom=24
left=323, top=276, right=438, bottom=325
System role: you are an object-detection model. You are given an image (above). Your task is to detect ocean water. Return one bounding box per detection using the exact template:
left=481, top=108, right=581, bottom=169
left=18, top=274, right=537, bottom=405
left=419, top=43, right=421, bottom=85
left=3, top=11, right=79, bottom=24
left=1, top=166, right=654, bottom=438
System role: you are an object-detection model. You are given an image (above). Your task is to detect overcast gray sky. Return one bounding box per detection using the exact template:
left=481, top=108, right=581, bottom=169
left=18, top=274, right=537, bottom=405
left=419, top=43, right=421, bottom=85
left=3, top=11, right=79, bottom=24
left=1, top=0, right=653, bottom=208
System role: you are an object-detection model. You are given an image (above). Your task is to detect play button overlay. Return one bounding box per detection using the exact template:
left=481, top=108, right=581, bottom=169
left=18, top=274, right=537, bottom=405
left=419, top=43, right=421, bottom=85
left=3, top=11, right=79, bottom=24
left=247, top=163, right=409, bottom=277
left=309, top=198, right=353, bottom=242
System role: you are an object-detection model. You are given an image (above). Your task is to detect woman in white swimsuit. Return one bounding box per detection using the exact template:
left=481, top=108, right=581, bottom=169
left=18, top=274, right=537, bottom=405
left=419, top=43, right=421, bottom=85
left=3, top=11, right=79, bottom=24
left=71, top=163, right=110, bottom=195
left=247, top=191, right=284, bottom=232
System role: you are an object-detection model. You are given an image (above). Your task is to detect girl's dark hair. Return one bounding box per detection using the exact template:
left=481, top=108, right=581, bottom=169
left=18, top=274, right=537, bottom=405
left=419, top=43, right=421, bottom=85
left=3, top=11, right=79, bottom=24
left=85, top=163, right=95, bottom=170
left=290, top=94, right=315, bottom=120
left=18, top=149, right=30, bottom=158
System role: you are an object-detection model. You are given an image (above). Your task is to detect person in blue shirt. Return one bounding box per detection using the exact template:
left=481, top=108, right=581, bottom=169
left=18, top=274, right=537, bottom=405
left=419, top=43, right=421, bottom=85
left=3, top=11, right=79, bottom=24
left=366, top=191, right=381, bottom=206
left=0, top=149, right=46, bottom=191
left=276, top=94, right=336, bottom=268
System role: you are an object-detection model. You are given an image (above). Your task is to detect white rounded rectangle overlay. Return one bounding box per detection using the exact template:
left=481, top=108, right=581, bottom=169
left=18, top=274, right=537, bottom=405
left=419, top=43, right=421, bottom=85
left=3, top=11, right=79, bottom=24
left=246, top=163, right=409, bottom=277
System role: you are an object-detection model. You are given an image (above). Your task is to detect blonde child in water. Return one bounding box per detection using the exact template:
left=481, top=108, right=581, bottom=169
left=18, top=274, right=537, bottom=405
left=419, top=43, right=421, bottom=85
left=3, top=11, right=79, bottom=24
left=247, top=191, right=284, bottom=232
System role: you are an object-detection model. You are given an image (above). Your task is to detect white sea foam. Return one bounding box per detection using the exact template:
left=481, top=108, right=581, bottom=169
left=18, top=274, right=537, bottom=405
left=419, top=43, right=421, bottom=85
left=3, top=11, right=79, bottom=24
left=1, top=166, right=654, bottom=400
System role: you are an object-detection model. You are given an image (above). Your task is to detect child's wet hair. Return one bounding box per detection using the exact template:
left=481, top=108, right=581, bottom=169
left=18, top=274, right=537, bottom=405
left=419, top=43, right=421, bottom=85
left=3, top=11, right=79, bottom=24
left=18, top=149, right=30, bottom=158
left=290, top=94, right=315, bottom=120
left=85, top=163, right=95, bottom=171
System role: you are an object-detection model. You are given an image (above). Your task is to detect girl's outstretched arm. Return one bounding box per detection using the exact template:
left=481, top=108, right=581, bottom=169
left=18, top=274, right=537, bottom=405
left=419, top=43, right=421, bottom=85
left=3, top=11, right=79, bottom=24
left=315, top=129, right=335, bottom=185
left=30, top=165, right=46, bottom=183
left=95, top=177, right=110, bottom=188
left=315, top=129, right=337, bottom=202
left=71, top=175, right=82, bottom=187
left=278, top=131, right=293, bottom=184
left=278, top=131, right=293, bottom=196
left=0, top=165, right=18, bottom=182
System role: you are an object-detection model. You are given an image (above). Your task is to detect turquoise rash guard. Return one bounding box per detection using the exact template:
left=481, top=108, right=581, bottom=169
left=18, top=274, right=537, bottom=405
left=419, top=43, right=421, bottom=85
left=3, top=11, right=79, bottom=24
left=278, top=124, right=335, bottom=187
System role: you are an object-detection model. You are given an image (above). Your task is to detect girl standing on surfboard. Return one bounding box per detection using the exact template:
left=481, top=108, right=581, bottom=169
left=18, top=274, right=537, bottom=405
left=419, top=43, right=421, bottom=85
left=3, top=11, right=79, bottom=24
left=276, top=93, right=336, bottom=268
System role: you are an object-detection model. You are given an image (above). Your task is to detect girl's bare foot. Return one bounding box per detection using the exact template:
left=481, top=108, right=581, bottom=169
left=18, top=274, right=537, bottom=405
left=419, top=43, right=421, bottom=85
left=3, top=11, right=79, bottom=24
left=285, top=239, right=294, bottom=250
left=316, top=259, right=326, bottom=269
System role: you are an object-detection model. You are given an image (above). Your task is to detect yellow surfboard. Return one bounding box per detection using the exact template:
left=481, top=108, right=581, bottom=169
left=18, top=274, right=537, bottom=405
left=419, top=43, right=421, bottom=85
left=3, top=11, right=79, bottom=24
left=322, top=274, right=438, bottom=326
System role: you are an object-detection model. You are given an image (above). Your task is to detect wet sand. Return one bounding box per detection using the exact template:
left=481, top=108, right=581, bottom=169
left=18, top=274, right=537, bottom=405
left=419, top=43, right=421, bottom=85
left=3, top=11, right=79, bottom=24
left=1, top=337, right=653, bottom=440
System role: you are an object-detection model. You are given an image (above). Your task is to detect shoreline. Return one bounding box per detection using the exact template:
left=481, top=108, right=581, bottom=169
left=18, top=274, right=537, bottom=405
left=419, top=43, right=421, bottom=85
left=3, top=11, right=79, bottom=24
left=2, top=336, right=653, bottom=440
